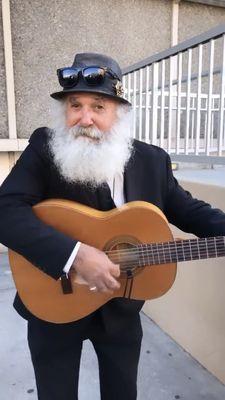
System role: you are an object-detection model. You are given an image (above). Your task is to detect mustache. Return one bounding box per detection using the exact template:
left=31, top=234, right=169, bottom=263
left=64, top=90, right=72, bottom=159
left=70, top=126, right=105, bottom=141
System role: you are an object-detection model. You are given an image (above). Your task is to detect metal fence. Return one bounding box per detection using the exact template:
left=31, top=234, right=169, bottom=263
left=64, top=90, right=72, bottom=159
left=122, top=24, right=225, bottom=164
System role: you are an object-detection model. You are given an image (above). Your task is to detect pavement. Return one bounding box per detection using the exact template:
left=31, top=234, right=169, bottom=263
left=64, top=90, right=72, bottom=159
left=174, top=165, right=225, bottom=187
left=1, top=252, right=225, bottom=400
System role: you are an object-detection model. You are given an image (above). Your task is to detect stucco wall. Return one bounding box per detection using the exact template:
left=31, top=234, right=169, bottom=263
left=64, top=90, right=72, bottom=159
left=179, top=1, right=225, bottom=41
left=9, top=0, right=171, bottom=139
left=0, top=1, right=8, bottom=139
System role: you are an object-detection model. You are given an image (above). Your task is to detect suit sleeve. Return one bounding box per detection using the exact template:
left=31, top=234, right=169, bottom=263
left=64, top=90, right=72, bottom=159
left=164, top=154, right=225, bottom=237
left=0, top=129, right=77, bottom=279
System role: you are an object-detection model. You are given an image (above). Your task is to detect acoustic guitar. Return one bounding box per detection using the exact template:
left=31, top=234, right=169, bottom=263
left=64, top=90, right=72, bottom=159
left=8, top=199, right=225, bottom=323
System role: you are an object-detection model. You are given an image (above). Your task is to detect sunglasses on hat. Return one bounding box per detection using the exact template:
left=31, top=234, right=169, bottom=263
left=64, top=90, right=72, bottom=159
left=57, top=66, right=120, bottom=89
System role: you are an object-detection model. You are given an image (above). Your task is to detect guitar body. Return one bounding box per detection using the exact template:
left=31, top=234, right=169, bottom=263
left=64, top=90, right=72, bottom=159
left=8, top=200, right=177, bottom=323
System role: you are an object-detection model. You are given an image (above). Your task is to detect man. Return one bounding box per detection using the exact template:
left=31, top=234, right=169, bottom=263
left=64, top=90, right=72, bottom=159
left=0, top=52, right=225, bottom=400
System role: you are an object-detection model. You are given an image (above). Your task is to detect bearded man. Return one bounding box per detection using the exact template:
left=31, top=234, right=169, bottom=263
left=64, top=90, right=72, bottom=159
left=0, top=52, right=225, bottom=400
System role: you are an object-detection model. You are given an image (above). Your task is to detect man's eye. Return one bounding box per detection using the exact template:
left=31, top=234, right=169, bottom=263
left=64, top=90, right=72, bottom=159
left=71, top=104, right=80, bottom=108
left=95, top=105, right=104, bottom=110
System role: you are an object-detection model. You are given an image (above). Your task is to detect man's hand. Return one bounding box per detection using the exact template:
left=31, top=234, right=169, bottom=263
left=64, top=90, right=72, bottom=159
left=71, top=243, right=121, bottom=294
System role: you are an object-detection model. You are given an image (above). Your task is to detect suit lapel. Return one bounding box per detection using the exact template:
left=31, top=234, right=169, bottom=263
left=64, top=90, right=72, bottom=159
left=124, top=144, right=145, bottom=202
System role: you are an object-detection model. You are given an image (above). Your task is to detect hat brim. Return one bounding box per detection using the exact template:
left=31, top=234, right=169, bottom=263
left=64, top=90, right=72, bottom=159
left=50, top=88, right=131, bottom=106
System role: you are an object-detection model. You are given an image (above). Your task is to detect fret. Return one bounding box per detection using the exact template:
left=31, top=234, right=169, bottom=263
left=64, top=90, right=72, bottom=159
left=145, top=243, right=151, bottom=265
left=196, top=238, right=201, bottom=260
left=181, top=239, right=193, bottom=261
left=150, top=243, right=156, bottom=265
left=169, top=242, right=177, bottom=263
left=189, top=240, right=193, bottom=260
left=168, top=242, right=174, bottom=263
left=163, top=241, right=171, bottom=263
left=156, top=243, right=161, bottom=264
left=205, top=238, right=209, bottom=259
left=133, top=236, right=225, bottom=269
left=161, top=242, right=167, bottom=264
left=207, top=237, right=216, bottom=258
left=174, top=241, right=184, bottom=262
left=214, top=237, right=218, bottom=257
left=154, top=243, right=160, bottom=264
left=143, top=243, right=152, bottom=266
left=141, top=245, right=145, bottom=266
left=216, top=237, right=225, bottom=257
left=174, top=241, right=179, bottom=262
left=181, top=241, right=185, bottom=261
left=138, top=244, right=146, bottom=266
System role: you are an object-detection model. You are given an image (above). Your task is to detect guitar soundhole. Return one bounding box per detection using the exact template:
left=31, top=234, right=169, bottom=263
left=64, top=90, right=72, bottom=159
left=103, top=236, right=141, bottom=277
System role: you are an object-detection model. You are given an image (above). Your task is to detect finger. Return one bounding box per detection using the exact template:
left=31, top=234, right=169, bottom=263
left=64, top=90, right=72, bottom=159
left=105, top=276, right=120, bottom=291
left=110, top=264, right=121, bottom=278
left=95, top=282, right=109, bottom=293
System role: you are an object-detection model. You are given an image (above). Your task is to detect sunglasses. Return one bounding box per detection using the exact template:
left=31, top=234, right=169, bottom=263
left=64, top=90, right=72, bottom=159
left=57, top=66, right=120, bottom=89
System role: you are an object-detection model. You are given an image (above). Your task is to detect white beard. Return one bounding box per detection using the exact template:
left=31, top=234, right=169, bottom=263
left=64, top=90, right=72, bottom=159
left=49, top=102, right=133, bottom=187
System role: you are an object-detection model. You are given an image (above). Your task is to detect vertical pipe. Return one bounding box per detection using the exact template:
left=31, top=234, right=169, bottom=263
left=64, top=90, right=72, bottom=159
left=219, top=34, right=225, bottom=156
left=145, top=66, right=150, bottom=143
left=133, top=71, right=137, bottom=139
left=185, top=48, right=192, bottom=154
left=171, top=0, right=179, bottom=47
left=168, top=56, right=173, bottom=153
left=151, top=63, right=159, bottom=145
left=206, top=39, right=214, bottom=155
left=160, top=60, right=165, bottom=149
left=195, top=44, right=203, bottom=155
left=2, top=0, right=17, bottom=140
left=127, top=73, right=131, bottom=104
left=139, top=69, right=143, bottom=141
left=176, top=52, right=182, bottom=154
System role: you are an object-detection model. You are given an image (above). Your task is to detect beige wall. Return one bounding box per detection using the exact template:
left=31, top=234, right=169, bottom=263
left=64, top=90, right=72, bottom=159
left=179, top=1, right=225, bottom=41
left=143, top=180, right=225, bottom=384
left=1, top=0, right=225, bottom=143
left=9, top=0, right=172, bottom=139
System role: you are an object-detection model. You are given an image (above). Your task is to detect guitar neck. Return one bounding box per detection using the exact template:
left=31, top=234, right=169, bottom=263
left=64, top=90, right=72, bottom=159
left=137, top=236, right=225, bottom=266
left=108, top=236, right=225, bottom=268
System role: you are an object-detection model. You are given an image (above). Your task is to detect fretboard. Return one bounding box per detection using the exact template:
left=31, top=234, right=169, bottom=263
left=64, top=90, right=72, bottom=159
left=137, top=236, right=225, bottom=266
left=108, top=236, right=225, bottom=268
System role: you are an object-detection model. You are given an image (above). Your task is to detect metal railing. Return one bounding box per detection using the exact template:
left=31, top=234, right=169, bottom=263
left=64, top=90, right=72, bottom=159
left=122, top=24, right=225, bottom=164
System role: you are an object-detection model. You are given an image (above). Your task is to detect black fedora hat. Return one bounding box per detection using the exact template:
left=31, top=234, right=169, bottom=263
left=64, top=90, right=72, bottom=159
left=50, top=52, right=131, bottom=105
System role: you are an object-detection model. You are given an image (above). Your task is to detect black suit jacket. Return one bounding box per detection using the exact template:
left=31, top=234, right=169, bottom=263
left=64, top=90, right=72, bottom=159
left=0, top=127, right=225, bottom=321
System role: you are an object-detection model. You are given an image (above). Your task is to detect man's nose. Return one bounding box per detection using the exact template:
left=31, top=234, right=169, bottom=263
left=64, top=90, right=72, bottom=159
left=78, top=109, right=94, bottom=127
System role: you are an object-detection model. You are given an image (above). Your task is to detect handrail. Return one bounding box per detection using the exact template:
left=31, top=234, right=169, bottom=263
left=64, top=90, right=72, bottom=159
left=121, top=23, right=225, bottom=164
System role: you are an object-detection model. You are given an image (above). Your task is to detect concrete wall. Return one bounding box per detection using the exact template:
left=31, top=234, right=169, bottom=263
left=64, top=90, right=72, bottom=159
left=180, top=1, right=225, bottom=41
left=143, top=180, right=225, bottom=384
left=1, top=0, right=225, bottom=142
left=9, top=0, right=172, bottom=139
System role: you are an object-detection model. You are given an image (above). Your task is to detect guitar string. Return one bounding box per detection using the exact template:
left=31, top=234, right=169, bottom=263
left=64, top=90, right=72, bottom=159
left=105, top=237, right=225, bottom=254
left=107, top=245, right=225, bottom=264
left=109, top=246, right=225, bottom=270
left=104, top=237, right=225, bottom=257
left=105, top=241, right=225, bottom=265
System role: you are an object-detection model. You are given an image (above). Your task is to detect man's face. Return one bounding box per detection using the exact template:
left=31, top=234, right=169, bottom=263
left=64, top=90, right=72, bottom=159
left=50, top=93, right=132, bottom=186
left=65, top=92, right=118, bottom=133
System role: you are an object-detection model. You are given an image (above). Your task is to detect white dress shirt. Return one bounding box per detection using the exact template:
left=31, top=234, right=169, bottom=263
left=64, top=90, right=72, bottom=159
left=63, top=173, right=125, bottom=274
